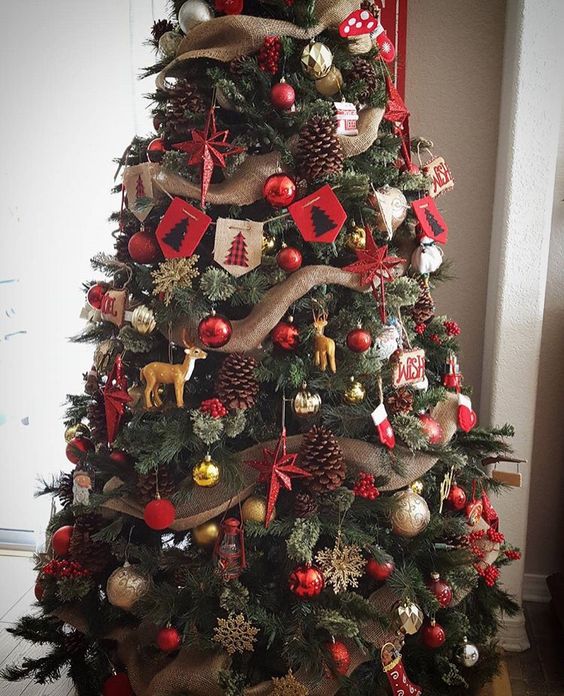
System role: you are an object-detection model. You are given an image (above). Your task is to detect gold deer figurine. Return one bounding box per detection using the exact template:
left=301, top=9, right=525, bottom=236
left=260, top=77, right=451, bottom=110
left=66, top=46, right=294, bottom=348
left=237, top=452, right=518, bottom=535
left=140, top=330, right=207, bottom=409
left=312, top=306, right=336, bottom=373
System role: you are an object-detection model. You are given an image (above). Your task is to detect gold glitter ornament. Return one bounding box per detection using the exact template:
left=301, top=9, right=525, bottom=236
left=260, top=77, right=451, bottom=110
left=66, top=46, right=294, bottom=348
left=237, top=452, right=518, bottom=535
left=390, top=489, right=430, bottom=538
left=151, top=256, right=200, bottom=305
left=397, top=600, right=424, bottom=635
left=292, top=382, right=322, bottom=418
left=301, top=41, right=333, bottom=79
left=192, top=454, right=221, bottom=487
left=106, top=562, right=150, bottom=610
left=131, top=305, right=156, bottom=334
left=191, top=519, right=221, bottom=548
left=410, top=480, right=424, bottom=495
left=241, top=496, right=274, bottom=524
left=344, top=377, right=366, bottom=404
left=346, top=225, right=367, bottom=250
left=315, top=67, right=344, bottom=97
left=315, top=533, right=365, bottom=594
left=261, top=233, right=276, bottom=254
left=64, top=423, right=91, bottom=443
left=271, top=670, right=309, bottom=696
left=213, top=613, right=259, bottom=655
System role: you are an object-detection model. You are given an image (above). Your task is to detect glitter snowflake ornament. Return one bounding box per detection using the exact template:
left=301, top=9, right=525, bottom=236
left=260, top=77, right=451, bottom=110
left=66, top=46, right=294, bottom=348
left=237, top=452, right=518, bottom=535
left=271, top=670, right=309, bottom=696
left=151, top=256, right=200, bottom=305
left=315, top=534, right=365, bottom=594
left=213, top=613, right=259, bottom=655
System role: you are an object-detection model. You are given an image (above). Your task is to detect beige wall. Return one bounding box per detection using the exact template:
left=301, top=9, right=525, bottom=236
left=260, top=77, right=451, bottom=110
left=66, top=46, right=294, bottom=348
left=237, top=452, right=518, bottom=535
left=406, top=0, right=506, bottom=408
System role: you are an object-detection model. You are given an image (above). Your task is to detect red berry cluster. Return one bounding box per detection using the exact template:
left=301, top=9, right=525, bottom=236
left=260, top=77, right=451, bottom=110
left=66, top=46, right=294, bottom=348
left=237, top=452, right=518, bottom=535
left=200, top=398, right=228, bottom=419
left=415, top=323, right=426, bottom=335
left=474, top=562, right=500, bottom=587
left=429, top=333, right=442, bottom=345
left=353, top=473, right=380, bottom=500
left=444, top=320, right=461, bottom=336
left=467, top=529, right=486, bottom=560
left=258, top=36, right=282, bottom=74
left=42, top=559, right=90, bottom=579
left=487, top=528, right=505, bottom=544
left=505, top=548, right=522, bottom=561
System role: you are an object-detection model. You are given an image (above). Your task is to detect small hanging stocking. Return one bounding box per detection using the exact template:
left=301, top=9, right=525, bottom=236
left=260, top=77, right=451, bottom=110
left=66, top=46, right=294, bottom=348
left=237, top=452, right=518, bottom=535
left=371, top=403, right=396, bottom=449
left=457, top=393, right=477, bottom=432
left=381, top=644, right=422, bottom=696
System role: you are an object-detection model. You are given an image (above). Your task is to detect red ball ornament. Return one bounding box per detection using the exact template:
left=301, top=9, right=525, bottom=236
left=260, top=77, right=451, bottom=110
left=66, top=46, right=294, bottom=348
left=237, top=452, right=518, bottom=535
left=52, top=525, right=74, bottom=556
left=421, top=620, right=446, bottom=649
left=102, top=673, right=134, bottom=696
left=198, top=312, right=232, bottom=348
left=366, top=558, right=395, bottom=583
left=128, top=231, right=162, bottom=264
left=156, top=626, right=182, bottom=653
left=325, top=640, right=351, bottom=676
left=417, top=413, right=444, bottom=445
left=277, top=246, right=302, bottom=273
left=271, top=320, right=299, bottom=351
left=288, top=564, right=325, bottom=598
left=270, top=80, right=296, bottom=110
left=346, top=327, right=372, bottom=353
left=34, top=580, right=44, bottom=601
left=147, top=137, right=166, bottom=162
left=144, top=498, right=176, bottom=531
left=109, top=449, right=131, bottom=466
left=427, top=572, right=453, bottom=608
left=447, top=483, right=467, bottom=511
left=65, top=436, right=94, bottom=464
left=87, top=283, right=106, bottom=310
left=263, top=174, right=297, bottom=208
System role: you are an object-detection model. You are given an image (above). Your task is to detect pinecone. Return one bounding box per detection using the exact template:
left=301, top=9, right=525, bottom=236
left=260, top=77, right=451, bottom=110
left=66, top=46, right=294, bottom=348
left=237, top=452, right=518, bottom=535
left=385, top=387, right=414, bottom=415
left=163, top=79, right=206, bottom=143
left=229, top=55, right=251, bottom=76
left=69, top=513, right=112, bottom=575
left=86, top=392, right=107, bottom=445
left=345, top=58, right=380, bottom=102
left=299, top=426, right=346, bottom=494
left=294, top=492, right=319, bottom=518
left=296, top=116, right=344, bottom=182
left=151, top=19, right=174, bottom=45
left=135, top=467, right=177, bottom=504
left=216, top=353, right=259, bottom=410
left=57, top=472, right=74, bottom=509
left=173, top=563, right=193, bottom=587
left=410, top=284, right=435, bottom=324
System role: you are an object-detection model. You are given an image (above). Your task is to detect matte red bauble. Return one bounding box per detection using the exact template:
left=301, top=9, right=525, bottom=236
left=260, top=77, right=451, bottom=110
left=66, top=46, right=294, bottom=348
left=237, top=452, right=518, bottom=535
left=427, top=572, right=453, bottom=608
left=346, top=327, right=372, bottom=353
left=325, top=640, right=351, bottom=675
left=156, top=626, right=181, bottom=653
left=447, top=483, right=467, bottom=511
left=288, top=564, right=324, bottom=598
left=128, top=231, right=162, bottom=264
left=270, top=80, right=296, bottom=110
left=366, top=558, right=395, bottom=583
left=198, top=313, right=232, bottom=348
left=52, top=525, right=74, bottom=556
left=277, top=246, right=302, bottom=273
left=147, top=137, right=166, bottom=162
left=271, top=321, right=299, bottom=351
left=34, top=581, right=44, bottom=601
left=263, top=174, right=297, bottom=208
left=418, top=413, right=444, bottom=445
left=421, top=620, right=446, bottom=649
left=144, top=498, right=176, bottom=531
left=87, top=283, right=106, bottom=310
left=109, top=449, right=131, bottom=466
left=102, top=673, right=134, bottom=696
left=65, top=436, right=94, bottom=464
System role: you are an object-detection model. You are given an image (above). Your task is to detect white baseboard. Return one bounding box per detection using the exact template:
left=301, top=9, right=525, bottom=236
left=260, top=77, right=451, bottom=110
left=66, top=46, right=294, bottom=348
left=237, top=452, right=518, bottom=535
left=523, top=572, right=551, bottom=603
left=498, top=609, right=530, bottom=652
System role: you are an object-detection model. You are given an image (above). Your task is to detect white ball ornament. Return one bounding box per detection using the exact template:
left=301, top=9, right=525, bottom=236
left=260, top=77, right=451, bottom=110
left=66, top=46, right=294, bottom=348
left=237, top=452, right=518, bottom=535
left=178, top=0, right=213, bottom=34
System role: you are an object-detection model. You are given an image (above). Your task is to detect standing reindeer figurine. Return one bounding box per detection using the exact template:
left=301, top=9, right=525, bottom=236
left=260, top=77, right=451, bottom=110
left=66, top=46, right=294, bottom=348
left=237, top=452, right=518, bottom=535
left=312, top=305, right=337, bottom=373
left=140, top=330, right=207, bottom=409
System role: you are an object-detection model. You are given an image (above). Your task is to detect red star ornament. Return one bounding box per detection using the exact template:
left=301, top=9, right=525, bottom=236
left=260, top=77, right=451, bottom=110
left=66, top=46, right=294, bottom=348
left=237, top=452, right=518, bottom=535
left=172, top=106, right=245, bottom=208
left=343, top=230, right=404, bottom=322
left=103, top=355, right=131, bottom=444
left=247, top=428, right=310, bottom=526
left=383, top=74, right=413, bottom=171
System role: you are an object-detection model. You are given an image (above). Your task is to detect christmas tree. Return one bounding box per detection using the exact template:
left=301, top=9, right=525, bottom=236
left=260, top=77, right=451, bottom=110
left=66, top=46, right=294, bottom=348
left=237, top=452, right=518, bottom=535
left=224, top=231, right=249, bottom=267
left=3, top=2, right=521, bottom=695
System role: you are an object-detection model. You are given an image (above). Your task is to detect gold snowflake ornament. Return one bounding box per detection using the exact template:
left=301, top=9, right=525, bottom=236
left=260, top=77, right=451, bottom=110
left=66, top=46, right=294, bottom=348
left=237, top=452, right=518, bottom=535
left=271, top=670, right=309, bottom=696
left=213, top=612, right=259, bottom=655
left=151, top=256, right=200, bottom=305
left=315, top=535, right=365, bottom=594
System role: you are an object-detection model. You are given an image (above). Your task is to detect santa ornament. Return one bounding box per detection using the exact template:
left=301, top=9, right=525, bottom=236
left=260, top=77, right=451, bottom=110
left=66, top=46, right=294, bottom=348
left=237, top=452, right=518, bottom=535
left=381, top=643, right=422, bottom=696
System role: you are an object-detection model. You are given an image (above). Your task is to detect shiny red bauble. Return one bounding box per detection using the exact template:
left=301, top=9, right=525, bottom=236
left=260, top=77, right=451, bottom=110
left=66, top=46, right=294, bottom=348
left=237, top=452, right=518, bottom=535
left=421, top=620, right=446, bottom=649
left=102, top=673, right=134, bottom=696
left=34, top=580, right=44, bottom=601
left=65, top=436, right=94, bottom=464
left=271, top=321, right=299, bottom=351
left=346, top=327, right=372, bottom=353
left=109, top=449, right=131, bottom=466
left=198, top=313, right=232, bottom=348
left=87, top=283, right=106, bottom=310
left=417, top=413, right=444, bottom=445
left=128, top=231, right=162, bottom=264
left=156, top=626, right=182, bottom=653
left=52, top=525, right=74, bottom=556
left=147, top=137, right=166, bottom=162
left=325, top=640, right=351, bottom=675
left=270, top=80, right=296, bottom=110
left=366, top=558, right=395, bottom=583
left=288, top=564, right=325, bottom=598
left=263, top=173, right=297, bottom=208
left=427, top=572, right=453, bottom=608
left=144, top=498, right=176, bottom=531
left=276, top=246, right=302, bottom=273
left=447, top=483, right=467, bottom=511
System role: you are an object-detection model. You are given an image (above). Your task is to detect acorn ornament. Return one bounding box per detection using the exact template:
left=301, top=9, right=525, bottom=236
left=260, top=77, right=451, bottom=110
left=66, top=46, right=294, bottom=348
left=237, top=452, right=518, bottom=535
left=106, top=562, right=150, bottom=610
left=270, top=78, right=296, bottom=111
left=292, top=382, right=321, bottom=418
left=457, top=637, right=480, bottom=667
left=192, top=454, right=221, bottom=487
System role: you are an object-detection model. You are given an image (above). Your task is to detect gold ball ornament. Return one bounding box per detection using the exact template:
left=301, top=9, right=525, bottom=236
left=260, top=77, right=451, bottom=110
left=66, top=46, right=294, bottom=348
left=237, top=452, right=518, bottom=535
left=241, top=496, right=275, bottom=524
left=301, top=41, right=333, bottom=79
left=315, top=67, right=344, bottom=97
left=344, top=377, right=366, bottom=404
left=106, top=562, right=150, bottom=610
left=64, top=423, right=91, bottom=443
left=192, top=520, right=221, bottom=549
left=292, top=383, right=322, bottom=418
left=131, top=305, right=156, bottom=334
left=158, top=31, right=182, bottom=59
left=346, top=226, right=367, bottom=251
left=192, top=454, right=221, bottom=487
left=397, top=600, right=424, bottom=635
left=390, top=489, right=431, bottom=538
left=261, top=233, right=277, bottom=254
left=410, top=480, right=424, bottom=495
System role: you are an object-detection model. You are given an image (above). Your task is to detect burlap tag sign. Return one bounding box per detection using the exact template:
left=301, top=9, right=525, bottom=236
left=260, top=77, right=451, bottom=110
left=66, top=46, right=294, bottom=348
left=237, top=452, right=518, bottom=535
left=123, top=163, right=155, bottom=222
left=100, top=289, right=127, bottom=328
left=392, top=348, right=426, bottom=388
left=213, top=218, right=263, bottom=277
left=423, top=156, right=454, bottom=198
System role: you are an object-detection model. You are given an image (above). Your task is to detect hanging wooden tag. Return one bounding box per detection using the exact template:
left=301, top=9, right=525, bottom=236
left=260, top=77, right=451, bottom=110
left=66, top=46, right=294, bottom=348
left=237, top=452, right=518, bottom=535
left=483, top=456, right=525, bottom=488
left=412, top=195, right=448, bottom=245
left=123, top=163, right=155, bottom=222
left=392, top=348, right=426, bottom=388
left=214, top=218, right=263, bottom=277
left=423, top=156, right=454, bottom=198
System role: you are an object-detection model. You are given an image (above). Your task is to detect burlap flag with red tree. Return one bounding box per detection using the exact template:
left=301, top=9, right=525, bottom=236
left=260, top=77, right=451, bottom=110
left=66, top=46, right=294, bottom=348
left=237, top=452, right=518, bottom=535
left=213, top=218, right=262, bottom=277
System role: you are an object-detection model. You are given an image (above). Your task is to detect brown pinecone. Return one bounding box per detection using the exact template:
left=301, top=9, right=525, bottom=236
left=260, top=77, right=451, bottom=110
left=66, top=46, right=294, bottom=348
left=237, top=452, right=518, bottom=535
left=69, top=513, right=112, bottom=575
left=229, top=55, right=251, bottom=76
left=58, top=472, right=74, bottom=509
left=151, top=19, right=174, bottom=45
left=299, top=426, right=346, bottom=494
left=173, top=563, right=193, bottom=587
left=294, top=492, right=319, bottom=518
left=216, top=353, right=259, bottom=410
left=410, top=284, right=435, bottom=324
left=296, top=115, right=344, bottom=182
left=86, top=392, right=107, bottom=445
left=136, top=467, right=177, bottom=504
left=345, top=58, right=380, bottom=102
left=163, top=79, right=206, bottom=143
left=385, top=387, right=414, bottom=415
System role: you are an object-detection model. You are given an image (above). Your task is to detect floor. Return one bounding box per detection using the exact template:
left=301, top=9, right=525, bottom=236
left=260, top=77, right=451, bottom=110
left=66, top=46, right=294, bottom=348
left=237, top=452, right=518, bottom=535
left=0, top=555, right=562, bottom=695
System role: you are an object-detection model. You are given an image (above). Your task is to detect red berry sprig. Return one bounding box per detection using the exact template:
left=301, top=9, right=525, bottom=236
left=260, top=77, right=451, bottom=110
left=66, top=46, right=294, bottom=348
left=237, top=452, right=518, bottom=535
left=42, top=559, right=90, bottom=579
left=505, top=548, right=521, bottom=561
left=258, top=36, right=282, bottom=74
left=444, top=320, right=461, bottom=336
left=415, top=323, right=426, bottom=335
left=429, top=333, right=442, bottom=345
left=487, top=528, right=505, bottom=544
left=353, top=473, right=380, bottom=500
left=474, top=562, right=500, bottom=587
left=200, top=398, right=228, bottom=419
left=467, top=529, right=486, bottom=560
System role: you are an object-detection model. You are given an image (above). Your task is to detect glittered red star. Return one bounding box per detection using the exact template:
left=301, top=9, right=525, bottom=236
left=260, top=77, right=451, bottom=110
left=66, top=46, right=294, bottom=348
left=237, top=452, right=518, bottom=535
left=172, top=106, right=245, bottom=208
left=343, top=229, right=404, bottom=322
left=383, top=74, right=413, bottom=171
left=103, top=355, right=131, bottom=444
left=247, top=428, right=310, bottom=526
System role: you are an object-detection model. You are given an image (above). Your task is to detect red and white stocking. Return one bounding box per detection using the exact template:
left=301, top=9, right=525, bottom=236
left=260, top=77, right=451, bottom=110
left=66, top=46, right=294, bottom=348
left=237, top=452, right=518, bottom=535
left=371, top=22, right=396, bottom=63
left=458, top=393, right=477, bottom=432
left=381, top=646, right=422, bottom=696
left=371, top=403, right=396, bottom=449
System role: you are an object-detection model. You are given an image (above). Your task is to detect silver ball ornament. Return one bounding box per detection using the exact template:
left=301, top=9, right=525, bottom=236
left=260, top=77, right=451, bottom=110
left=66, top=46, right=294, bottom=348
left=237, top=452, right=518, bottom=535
left=457, top=637, right=480, bottom=667
left=178, top=0, right=213, bottom=33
